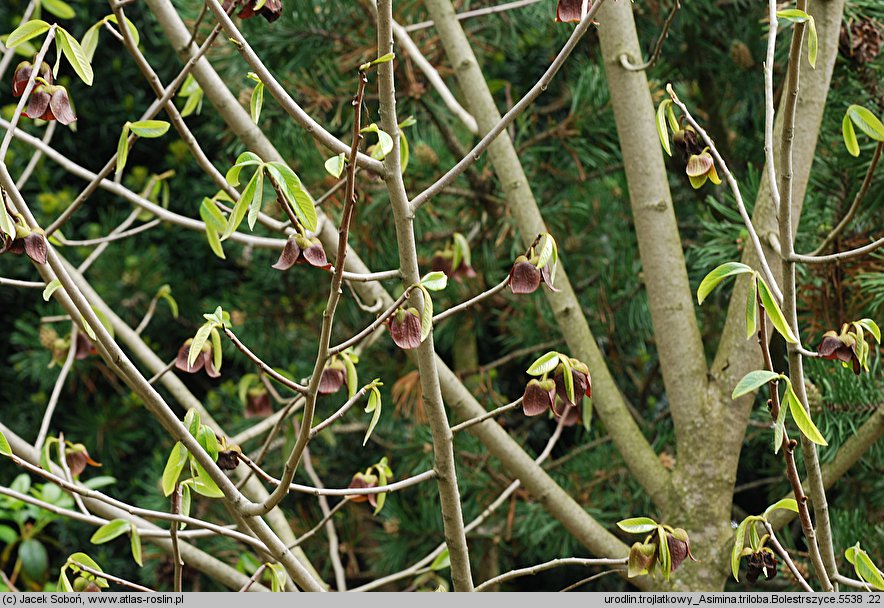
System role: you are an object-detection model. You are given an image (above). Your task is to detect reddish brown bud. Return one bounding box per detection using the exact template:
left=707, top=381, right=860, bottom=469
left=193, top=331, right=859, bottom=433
left=389, top=307, right=422, bottom=350
left=522, top=378, right=556, bottom=416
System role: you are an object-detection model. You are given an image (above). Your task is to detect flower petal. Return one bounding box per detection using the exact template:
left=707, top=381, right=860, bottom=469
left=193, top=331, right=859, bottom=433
left=389, top=310, right=422, bottom=349
left=509, top=261, right=541, bottom=294
left=24, top=90, right=50, bottom=121
left=23, top=233, right=47, bottom=264
left=49, top=87, right=76, bottom=125
left=271, top=237, right=301, bottom=270
left=318, top=367, right=345, bottom=395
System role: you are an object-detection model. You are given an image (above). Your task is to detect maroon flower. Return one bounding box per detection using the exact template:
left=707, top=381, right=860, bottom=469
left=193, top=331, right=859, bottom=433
left=522, top=379, right=556, bottom=416
left=223, top=0, right=283, bottom=22
left=431, top=250, right=476, bottom=282
left=685, top=149, right=721, bottom=189
left=318, top=364, right=346, bottom=395
left=556, top=0, right=593, bottom=22
left=554, top=359, right=592, bottom=407
left=245, top=387, right=273, bottom=418
left=175, top=339, right=220, bottom=378
left=75, top=333, right=98, bottom=360
left=552, top=402, right=582, bottom=427
left=817, top=330, right=861, bottom=375
left=666, top=528, right=696, bottom=572
left=746, top=550, right=777, bottom=583
left=388, top=307, right=422, bottom=350
left=508, top=252, right=560, bottom=295
left=65, top=444, right=101, bottom=477
left=23, top=84, right=76, bottom=126
left=1, top=218, right=48, bottom=265
left=12, top=60, right=52, bottom=97
left=272, top=234, right=330, bottom=271
left=347, top=471, right=379, bottom=508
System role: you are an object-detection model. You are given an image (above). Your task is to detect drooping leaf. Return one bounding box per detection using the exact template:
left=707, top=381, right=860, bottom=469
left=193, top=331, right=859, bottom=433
left=268, top=563, right=287, bottom=592
left=324, top=153, right=346, bottom=178
left=732, top=370, right=781, bottom=399
left=527, top=351, right=561, bottom=376
left=128, top=120, right=170, bottom=138
left=656, top=99, right=672, bottom=156
left=732, top=517, right=750, bottom=581
left=19, top=539, right=49, bottom=580
left=0, top=196, right=16, bottom=240
left=848, top=105, right=884, bottom=142
left=199, top=198, right=226, bottom=259
left=4, top=20, right=51, bottom=49
left=161, top=442, right=187, bottom=496
left=264, top=162, right=317, bottom=231
left=67, top=553, right=108, bottom=588
left=806, top=17, right=817, bottom=68
left=363, top=385, right=382, bottom=446
left=773, top=390, right=787, bottom=454
left=56, top=28, right=93, bottom=86
left=187, top=323, right=213, bottom=368
left=250, top=82, right=264, bottom=125
left=0, top=429, right=11, bottom=457
left=210, top=328, right=223, bottom=374
left=776, top=8, right=811, bottom=22
left=42, top=278, right=62, bottom=302
left=90, top=519, right=130, bottom=544
left=842, top=113, right=860, bottom=157
left=222, top=167, right=261, bottom=239
left=420, top=271, right=448, bottom=291
left=189, top=462, right=224, bottom=498
left=58, top=568, right=73, bottom=592
left=129, top=526, right=142, bottom=566
left=418, top=285, right=433, bottom=342
left=42, top=0, right=76, bottom=20
left=616, top=517, right=658, bottom=534
left=785, top=382, right=827, bottom=446
left=80, top=23, right=101, bottom=62
left=697, top=262, right=753, bottom=304
left=845, top=544, right=884, bottom=590
left=857, top=318, right=881, bottom=343
left=361, top=123, right=394, bottom=160
left=757, top=278, right=798, bottom=343
left=342, top=355, right=358, bottom=400
left=225, top=152, right=262, bottom=186
left=106, top=15, right=140, bottom=47
left=745, top=275, right=758, bottom=338
left=246, top=168, right=264, bottom=231
left=115, top=123, right=130, bottom=177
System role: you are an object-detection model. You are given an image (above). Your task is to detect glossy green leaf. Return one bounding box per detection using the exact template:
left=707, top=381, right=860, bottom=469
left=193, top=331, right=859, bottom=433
left=162, top=442, right=187, bottom=496
left=129, top=526, right=142, bottom=567
left=187, top=323, right=213, bottom=368
left=0, top=429, right=11, bottom=457
left=785, top=383, right=827, bottom=446
left=90, top=519, right=130, bottom=544
left=527, top=351, right=561, bottom=376
left=342, top=355, right=358, bottom=400
left=616, top=517, right=658, bottom=534
left=80, top=317, right=96, bottom=341
left=42, top=278, right=61, bottom=302
left=697, top=262, right=753, bottom=304
left=776, top=9, right=810, bottom=22
left=199, top=198, right=226, bottom=259
left=421, top=271, right=448, bottom=291
left=80, top=23, right=101, bottom=62
left=845, top=544, right=884, bottom=590
left=67, top=553, right=107, bottom=587
left=763, top=499, right=799, bottom=520
left=325, top=153, right=346, bottom=178
left=197, top=425, right=219, bottom=461
left=857, top=318, right=881, bottom=343
left=536, top=233, right=556, bottom=270
left=656, top=99, right=672, bottom=156
left=842, top=113, right=860, bottom=157
left=250, top=82, right=264, bottom=124
left=129, top=120, right=170, bottom=138
left=106, top=15, right=140, bottom=47
left=20, top=539, right=49, bottom=580
left=371, top=52, right=396, bottom=66
left=189, top=463, right=224, bottom=498
left=57, top=28, right=93, bottom=86
left=430, top=548, right=450, bottom=571
left=560, top=356, right=575, bottom=404
left=773, top=391, right=787, bottom=454
left=658, top=527, right=672, bottom=581
left=745, top=275, right=758, bottom=338
left=115, top=124, right=130, bottom=177
left=58, top=568, right=73, bottom=592
left=210, top=328, right=223, bottom=374
left=4, top=20, right=51, bottom=49
left=246, top=168, right=264, bottom=231
left=848, top=105, right=884, bottom=142
left=732, top=370, right=780, bottom=399
left=0, top=196, right=16, bottom=240
left=757, top=278, right=798, bottom=343
left=222, top=168, right=260, bottom=240
left=362, top=123, right=394, bottom=160
left=363, top=386, right=382, bottom=446
left=399, top=131, right=409, bottom=173
left=225, top=152, right=262, bottom=186
left=184, top=408, right=201, bottom=436
left=806, top=17, right=817, bottom=68
left=268, top=563, right=287, bottom=592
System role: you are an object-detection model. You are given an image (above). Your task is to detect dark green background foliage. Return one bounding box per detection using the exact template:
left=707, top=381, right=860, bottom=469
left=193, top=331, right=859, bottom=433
left=1, top=0, right=881, bottom=591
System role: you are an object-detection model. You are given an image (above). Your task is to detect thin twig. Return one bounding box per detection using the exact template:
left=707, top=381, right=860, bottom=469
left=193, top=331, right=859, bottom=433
left=223, top=327, right=308, bottom=394
left=63, top=220, right=161, bottom=249
left=170, top=485, right=183, bottom=593
left=560, top=568, right=622, bottom=592
left=0, top=276, right=44, bottom=288
left=433, top=277, right=510, bottom=324
left=238, top=563, right=267, bottom=593
left=619, top=0, right=681, bottom=71
left=790, top=236, right=884, bottom=264
left=474, top=557, right=628, bottom=591
left=450, top=398, right=523, bottom=433
left=309, top=387, right=370, bottom=438
left=329, top=288, right=412, bottom=355
left=302, top=448, right=347, bottom=591
left=69, top=561, right=156, bottom=593
left=404, top=0, right=544, bottom=32
left=287, top=499, right=350, bottom=550
left=16, top=121, right=56, bottom=190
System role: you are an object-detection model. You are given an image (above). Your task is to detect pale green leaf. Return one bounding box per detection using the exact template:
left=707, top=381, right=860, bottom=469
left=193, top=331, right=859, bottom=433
left=785, top=383, right=827, bottom=446
left=222, top=168, right=261, bottom=240
left=848, top=105, right=884, bottom=142
left=162, top=442, right=187, bottom=496
left=843, top=113, right=860, bottom=157
left=430, top=548, right=450, bottom=571
left=66, top=553, right=107, bottom=588
left=363, top=386, right=382, bottom=446
left=325, top=153, right=346, bottom=178
left=41, top=0, right=75, bottom=20
left=732, top=517, right=750, bottom=581
left=776, top=8, right=810, bottom=22
left=697, top=262, right=753, bottom=304
left=115, top=124, right=130, bottom=177
left=857, top=318, right=880, bottom=343
left=420, top=271, right=448, bottom=291
left=527, top=351, right=561, bottom=376
left=757, top=278, right=798, bottom=343
left=189, top=463, right=224, bottom=498
left=128, top=120, right=170, bottom=138
left=536, top=233, right=556, bottom=270
left=616, top=517, right=658, bottom=534
left=0, top=429, right=11, bottom=457
left=129, top=526, right=142, bottom=567
left=731, top=370, right=780, bottom=399
left=0, top=195, right=16, bottom=240
left=187, top=323, right=213, bottom=368
left=90, top=519, right=130, bottom=545
left=4, top=20, right=51, bottom=49
left=343, top=355, right=358, bottom=399
left=745, top=275, right=758, bottom=339
left=57, top=28, right=93, bottom=86
left=210, top=328, right=223, bottom=374
left=42, top=279, right=62, bottom=302
left=106, top=15, right=140, bottom=48
left=763, top=499, right=799, bottom=520
left=418, top=285, right=433, bottom=342
left=400, top=131, right=409, bottom=173
left=250, top=82, right=264, bottom=125
left=246, top=169, right=264, bottom=231
left=197, top=425, right=219, bottom=461
left=806, top=17, right=817, bottom=68
left=656, top=99, right=672, bottom=156
left=268, top=563, right=287, bottom=592
left=58, top=568, right=73, bottom=592
left=264, top=162, right=317, bottom=232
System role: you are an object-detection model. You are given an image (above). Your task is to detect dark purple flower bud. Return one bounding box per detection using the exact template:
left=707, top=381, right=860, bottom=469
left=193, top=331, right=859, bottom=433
left=175, top=340, right=220, bottom=378
left=22, top=232, right=47, bottom=264
left=318, top=365, right=345, bottom=395
left=23, top=84, right=76, bottom=125
left=522, top=378, right=556, bottom=416
left=556, top=0, right=592, bottom=22
left=667, top=528, right=696, bottom=571
left=24, top=85, right=51, bottom=121
left=746, top=550, right=777, bottom=583
left=272, top=236, right=302, bottom=270
left=389, top=307, right=422, bottom=350
left=216, top=449, right=240, bottom=471
left=245, top=387, right=273, bottom=418
left=65, top=444, right=101, bottom=477
left=224, top=0, right=283, bottom=22
left=302, top=237, right=330, bottom=269
left=12, top=61, right=32, bottom=97
left=348, top=471, right=379, bottom=508
left=509, top=256, right=541, bottom=294
left=817, top=330, right=861, bottom=375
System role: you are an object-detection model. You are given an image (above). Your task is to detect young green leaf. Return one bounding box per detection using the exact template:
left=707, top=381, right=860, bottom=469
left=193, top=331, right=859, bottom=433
left=857, top=318, right=881, bottom=343
left=371, top=52, right=396, bottom=66
left=697, top=262, right=753, bottom=304
left=453, top=232, right=471, bottom=269
left=4, top=20, right=51, bottom=49
left=656, top=99, right=672, bottom=156
left=162, top=442, right=187, bottom=496
left=90, top=519, right=130, bottom=544
left=264, top=162, right=317, bottom=231
left=222, top=167, right=261, bottom=240
left=658, top=527, right=672, bottom=581
left=430, top=548, right=451, bottom=571
left=58, top=567, right=73, bottom=592
left=66, top=553, right=107, bottom=587
left=560, top=356, right=575, bottom=404
left=189, top=463, right=225, bottom=498
left=732, top=370, right=781, bottom=399
left=418, top=285, right=433, bottom=342
left=268, top=563, right=287, bottom=592
left=845, top=544, right=884, bottom=590
left=184, top=408, right=201, bottom=437
left=776, top=8, right=811, bottom=22
left=210, top=328, right=223, bottom=374
left=842, top=113, right=860, bottom=157
left=399, top=131, right=410, bottom=173
left=527, top=351, right=561, bottom=376
left=785, top=383, right=827, bottom=446
left=325, top=153, right=346, bottom=178
left=806, top=17, right=817, bottom=68
left=128, top=120, right=170, bottom=138
left=0, top=429, right=11, bottom=457
left=246, top=168, right=265, bottom=231
left=225, top=152, right=263, bottom=186
left=420, top=271, right=448, bottom=292
left=250, top=82, right=264, bottom=125
left=199, top=198, right=226, bottom=259
left=342, top=356, right=358, bottom=400
left=773, top=391, right=787, bottom=454
left=757, top=278, right=799, bottom=343
left=187, top=323, right=213, bottom=368
left=115, top=124, right=130, bottom=177
left=106, top=15, right=140, bottom=47
left=616, top=517, right=658, bottom=534
left=129, top=526, right=142, bottom=567
left=361, top=123, right=394, bottom=160
left=762, top=498, right=799, bottom=520
left=731, top=517, right=750, bottom=581
left=56, top=28, right=93, bottom=86
left=536, top=233, right=556, bottom=270
left=197, top=425, right=219, bottom=461
left=80, top=23, right=101, bottom=62
left=848, top=105, right=884, bottom=142
left=0, top=198, right=16, bottom=240
left=363, top=386, right=382, bottom=446
left=745, top=275, right=758, bottom=339
left=42, top=279, right=62, bottom=302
